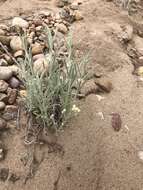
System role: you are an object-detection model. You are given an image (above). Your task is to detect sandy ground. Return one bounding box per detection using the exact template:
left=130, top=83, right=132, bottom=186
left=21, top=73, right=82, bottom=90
left=1, top=0, right=143, bottom=189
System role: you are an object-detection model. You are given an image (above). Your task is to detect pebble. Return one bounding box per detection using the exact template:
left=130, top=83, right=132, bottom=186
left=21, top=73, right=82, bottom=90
left=0, top=102, right=5, bottom=111
left=12, top=17, right=29, bottom=29
left=70, top=2, right=79, bottom=10
left=0, top=80, right=9, bottom=92
left=32, top=43, right=44, bottom=55
left=9, top=77, right=20, bottom=89
left=14, top=50, right=24, bottom=58
left=80, top=79, right=99, bottom=96
left=0, top=66, right=13, bottom=80
left=0, top=118, right=7, bottom=130
left=33, top=57, right=49, bottom=75
left=10, top=36, right=23, bottom=52
left=57, top=23, right=68, bottom=34
left=121, top=24, right=133, bottom=42
left=95, top=78, right=113, bottom=93
left=137, top=66, right=143, bottom=76
left=133, top=35, right=143, bottom=56
left=0, top=93, right=7, bottom=103
left=7, top=88, right=17, bottom=105
left=73, top=10, right=83, bottom=21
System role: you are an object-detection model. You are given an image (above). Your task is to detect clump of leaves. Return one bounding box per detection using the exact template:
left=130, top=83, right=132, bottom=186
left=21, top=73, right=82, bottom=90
left=18, top=26, right=88, bottom=131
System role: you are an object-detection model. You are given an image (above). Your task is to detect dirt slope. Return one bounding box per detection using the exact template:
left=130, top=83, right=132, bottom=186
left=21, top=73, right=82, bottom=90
left=1, top=0, right=143, bottom=190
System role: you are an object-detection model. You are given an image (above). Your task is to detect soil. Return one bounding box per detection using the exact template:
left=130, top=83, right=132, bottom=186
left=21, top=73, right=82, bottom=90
left=1, top=0, right=143, bottom=190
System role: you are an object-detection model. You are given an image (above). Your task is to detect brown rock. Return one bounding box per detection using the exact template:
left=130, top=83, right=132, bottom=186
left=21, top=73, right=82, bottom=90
left=57, top=23, right=68, bottom=34
left=80, top=79, right=99, bottom=96
left=73, top=10, right=83, bottom=21
left=7, top=88, right=17, bottom=104
left=95, top=77, right=113, bottom=93
left=111, top=113, right=122, bottom=132
left=0, top=80, right=8, bottom=92
left=32, top=43, right=44, bottom=55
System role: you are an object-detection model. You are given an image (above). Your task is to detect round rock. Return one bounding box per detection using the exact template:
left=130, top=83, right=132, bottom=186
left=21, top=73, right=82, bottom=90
left=0, top=66, right=13, bottom=80
left=9, top=77, right=20, bottom=89
left=0, top=80, right=8, bottom=92
left=0, top=102, right=5, bottom=111
left=10, top=36, right=23, bottom=52
left=12, top=17, right=29, bottom=29
left=33, top=57, right=49, bottom=76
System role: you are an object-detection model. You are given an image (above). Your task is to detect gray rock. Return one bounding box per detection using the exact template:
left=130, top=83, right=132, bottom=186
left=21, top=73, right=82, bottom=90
left=0, top=80, right=8, bottom=92
left=12, top=17, right=29, bottom=29
left=0, top=67, right=13, bottom=80
left=9, top=77, right=20, bottom=89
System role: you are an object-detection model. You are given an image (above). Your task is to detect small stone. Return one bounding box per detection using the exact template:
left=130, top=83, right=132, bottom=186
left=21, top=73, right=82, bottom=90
left=12, top=17, right=29, bottom=29
left=0, top=80, right=8, bottom=92
left=7, top=88, right=17, bottom=104
left=80, top=79, right=98, bottom=96
left=33, top=57, right=49, bottom=75
left=9, top=77, right=20, bottom=89
left=0, top=59, right=8, bottom=66
left=19, top=90, right=27, bottom=97
left=3, top=105, right=18, bottom=121
left=121, top=24, right=133, bottom=42
left=73, top=10, right=83, bottom=21
left=10, top=36, right=23, bottom=52
left=57, top=23, right=68, bottom=34
left=0, top=118, right=7, bottom=130
left=70, top=2, right=79, bottom=10
left=0, top=35, right=11, bottom=46
left=133, top=35, right=143, bottom=56
left=95, top=78, right=113, bottom=93
left=32, top=43, right=45, bottom=55
left=111, top=113, right=122, bottom=132
left=0, top=168, right=9, bottom=181
left=14, top=50, right=24, bottom=58
left=0, top=93, right=7, bottom=103
left=0, top=102, right=5, bottom=111
left=137, top=66, right=143, bottom=76
left=0, top=66, right=13, bottom=80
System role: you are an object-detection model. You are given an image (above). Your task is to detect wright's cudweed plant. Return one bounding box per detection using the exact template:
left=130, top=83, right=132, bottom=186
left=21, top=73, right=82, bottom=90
left=18, top=26, right=88, bottom=131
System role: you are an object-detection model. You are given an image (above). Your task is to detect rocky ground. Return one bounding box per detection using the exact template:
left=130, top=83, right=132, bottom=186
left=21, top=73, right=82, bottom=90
left=0, top=0, right=143, bottom=189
